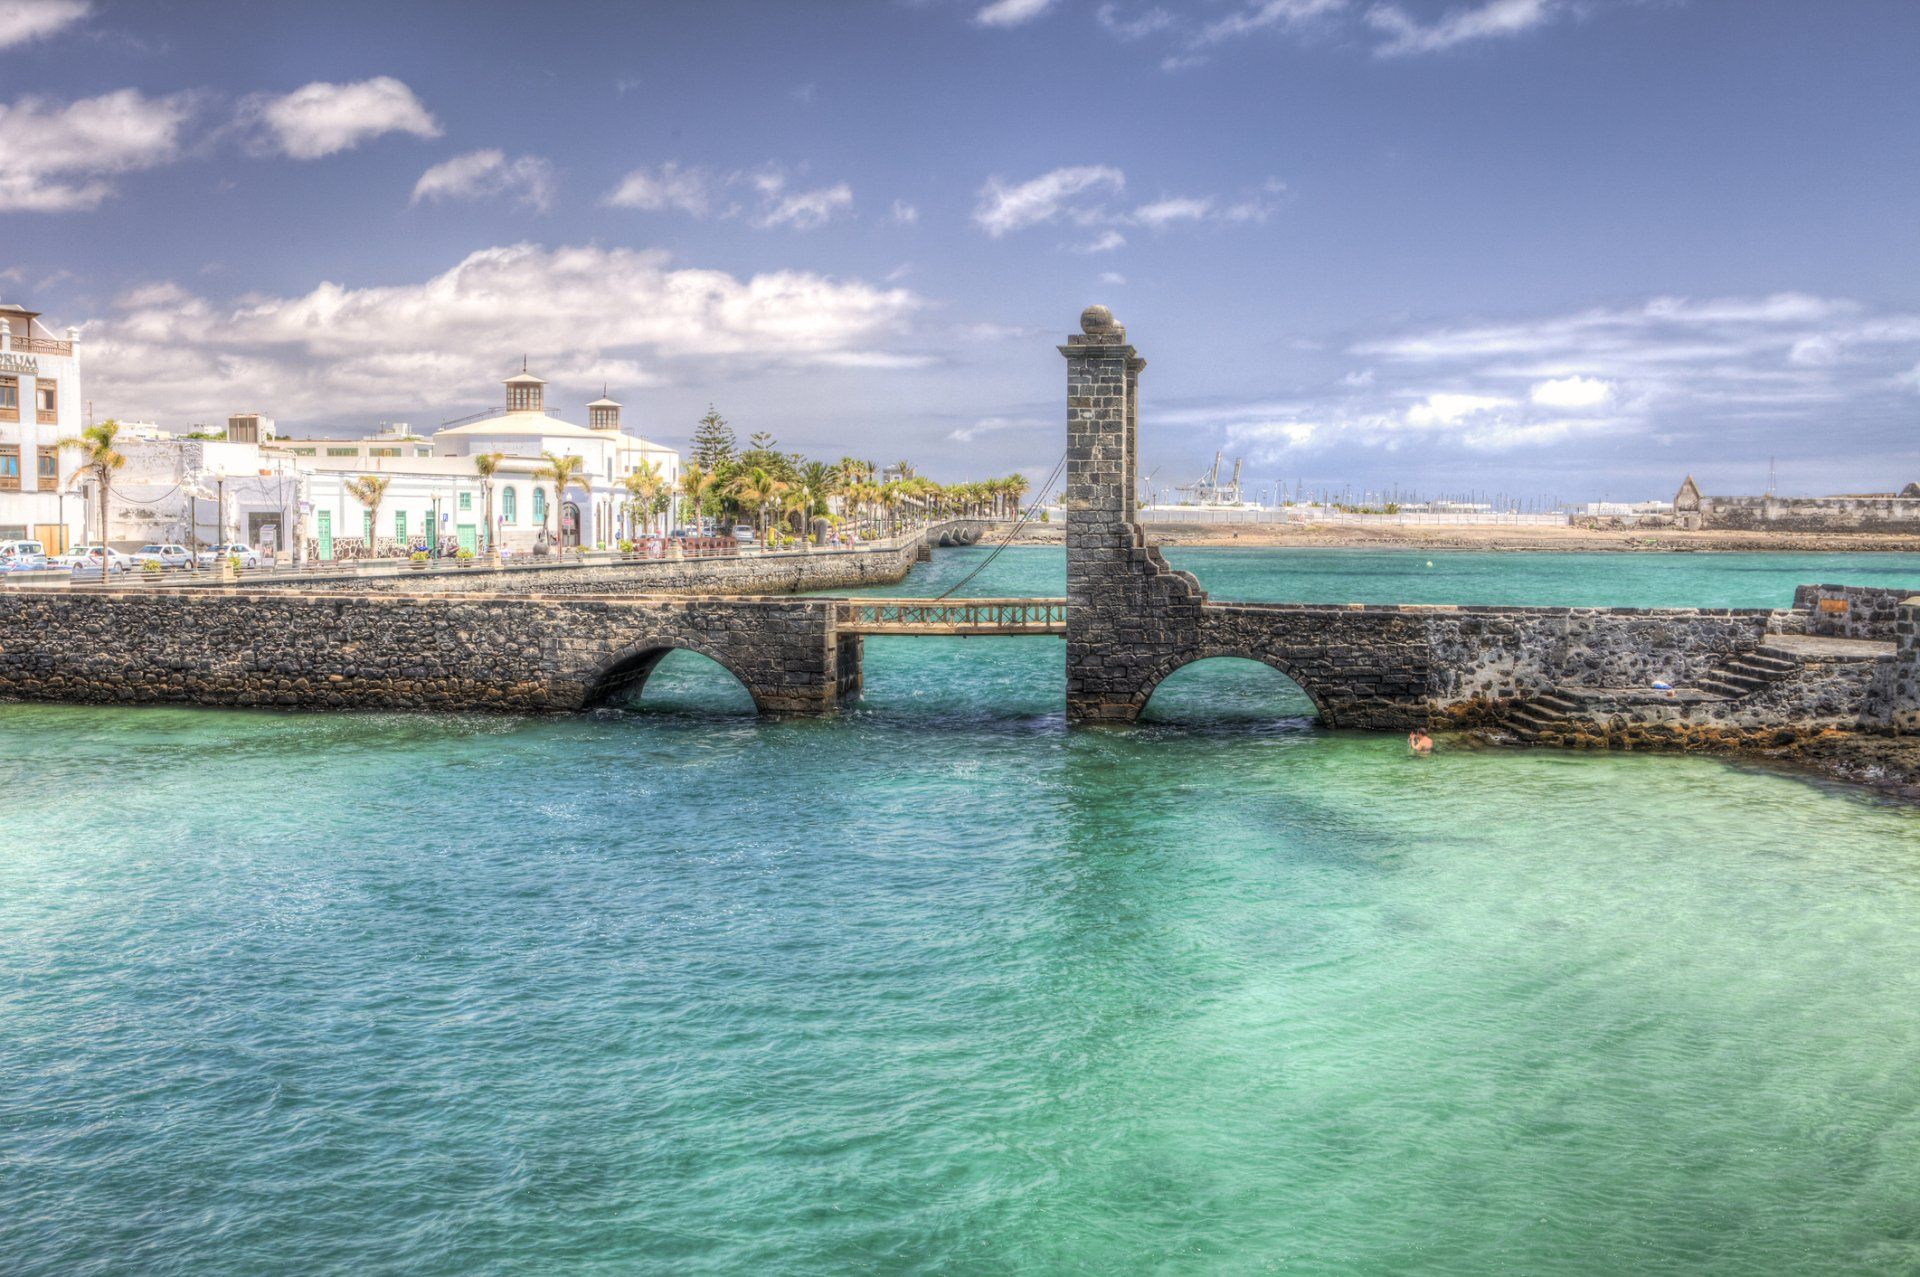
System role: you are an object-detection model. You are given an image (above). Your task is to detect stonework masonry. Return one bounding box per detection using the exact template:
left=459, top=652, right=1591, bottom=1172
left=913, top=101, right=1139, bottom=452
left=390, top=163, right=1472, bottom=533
left=0, top=590, right=850, bottom=714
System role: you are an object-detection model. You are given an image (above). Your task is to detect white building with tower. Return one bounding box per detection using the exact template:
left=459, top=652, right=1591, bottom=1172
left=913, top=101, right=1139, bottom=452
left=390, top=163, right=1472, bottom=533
left=0, top=301, right=86, bottom=550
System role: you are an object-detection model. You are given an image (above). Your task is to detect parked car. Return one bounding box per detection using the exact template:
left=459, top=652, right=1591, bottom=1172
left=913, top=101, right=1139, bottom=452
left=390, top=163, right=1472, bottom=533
left=195, top=543, right=262, bottom=569
left=58, top=545, right=130, bottom=573
left=731, top=525, right=756, bottom=545
left=0, top=539, right=48, bottom=571
left=129, top=543, right=194, bottom=569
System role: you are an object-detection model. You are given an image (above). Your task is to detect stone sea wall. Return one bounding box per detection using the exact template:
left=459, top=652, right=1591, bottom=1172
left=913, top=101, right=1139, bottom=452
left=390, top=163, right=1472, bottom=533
left=1701, top=496, right=1920, bottom=534
left=0, top=590, right=848, bottom=714
left=1792, top=584, right=1914, bottom=641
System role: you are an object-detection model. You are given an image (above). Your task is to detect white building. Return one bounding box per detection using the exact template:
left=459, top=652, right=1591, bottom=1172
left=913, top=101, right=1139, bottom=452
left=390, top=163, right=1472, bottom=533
left=0, top=302, right=86, bottom=550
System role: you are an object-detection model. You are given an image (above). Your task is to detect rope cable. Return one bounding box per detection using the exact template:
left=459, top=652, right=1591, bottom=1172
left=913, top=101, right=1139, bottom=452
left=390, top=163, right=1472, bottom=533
left=933, top=449, right=1067, bottom=601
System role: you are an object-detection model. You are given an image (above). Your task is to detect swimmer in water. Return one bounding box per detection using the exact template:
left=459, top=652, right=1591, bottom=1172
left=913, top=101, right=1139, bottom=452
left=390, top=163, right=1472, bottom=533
left=1408, top=728, right=1434, bottom=755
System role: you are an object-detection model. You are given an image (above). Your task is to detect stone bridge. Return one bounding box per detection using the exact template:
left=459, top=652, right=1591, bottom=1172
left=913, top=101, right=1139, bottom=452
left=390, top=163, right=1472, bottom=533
left=0, top=312, right=1915, bottom=739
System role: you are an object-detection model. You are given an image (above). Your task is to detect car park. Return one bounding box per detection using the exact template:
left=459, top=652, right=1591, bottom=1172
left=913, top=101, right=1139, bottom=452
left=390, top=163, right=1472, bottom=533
left=129, top=543, right=194, bottom=569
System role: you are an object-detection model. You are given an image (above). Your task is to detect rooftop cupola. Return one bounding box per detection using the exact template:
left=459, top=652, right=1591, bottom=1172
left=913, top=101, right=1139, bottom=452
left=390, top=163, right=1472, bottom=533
left=504, top=361, right=546, bottom=414
left=587, top=387, right=621, bottom=432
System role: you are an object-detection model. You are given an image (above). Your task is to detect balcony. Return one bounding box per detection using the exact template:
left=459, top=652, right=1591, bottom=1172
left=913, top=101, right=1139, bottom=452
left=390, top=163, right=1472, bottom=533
left=37, top=409, right=56, bottom=425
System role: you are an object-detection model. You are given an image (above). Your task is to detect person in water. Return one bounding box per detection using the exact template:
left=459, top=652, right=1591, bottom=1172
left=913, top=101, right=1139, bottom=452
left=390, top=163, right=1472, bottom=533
left=1408, top=728, right=1434, bottom=755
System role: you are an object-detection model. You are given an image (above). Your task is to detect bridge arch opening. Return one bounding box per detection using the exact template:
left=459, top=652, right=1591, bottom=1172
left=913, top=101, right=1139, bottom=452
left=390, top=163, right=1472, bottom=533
left=584, top=644, right=760, bottom=715
left=1136, top=655, right=1326, bottom=727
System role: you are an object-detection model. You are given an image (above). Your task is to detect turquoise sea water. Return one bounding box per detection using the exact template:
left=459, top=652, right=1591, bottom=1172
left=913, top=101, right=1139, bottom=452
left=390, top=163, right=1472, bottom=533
left=5, top=548, right=1920, bottom=1275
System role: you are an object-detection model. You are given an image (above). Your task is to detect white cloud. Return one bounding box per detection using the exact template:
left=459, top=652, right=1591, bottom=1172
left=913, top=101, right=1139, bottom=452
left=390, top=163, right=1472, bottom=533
left=410, top=149, right=555, bottom=212
left=1367, top=0, right=1556, bottom=57
left=974, top=164, right=1125, bottom=237
left=949, top=415, right=1048, bottom=442
left=754, top=178, right=853, bottom=230
left=603, top=162, right=713, bottom=215
left=974, top=0, right=1056, bottom=27
left=1096, top=4, right=1175, bottom=39
left=604, top=163, right=852, bottom=229
left=1133, top=195, right=1214, bottom=226
left=1528, top=374, right=1612, bottom=409
left=1197, top=0, right=1347, bottom=46
left=1099, top=271, right=1128, bottom=285
left=1404, top=391, right=1514, bottom=427
left=1078, top=229, right=1127, bottom=253
left=243, top=77, right=440, bottom=160
left=0, top=0, right=87, bottom=49
left=890, top=199, right=918, bottom=224
left=83, top=243, right=926, bottom=426
left=0, top=88, right=195, bottom=212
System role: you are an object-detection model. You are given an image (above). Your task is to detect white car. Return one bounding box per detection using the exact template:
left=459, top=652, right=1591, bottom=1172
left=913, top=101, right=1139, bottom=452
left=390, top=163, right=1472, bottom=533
left=0, top=539, right=49, bottom=571
left=195, top=543, right=262, bottom=569
left=129, top=543, right=194, bottom=569
left=57, top=545, right=130, bottom=573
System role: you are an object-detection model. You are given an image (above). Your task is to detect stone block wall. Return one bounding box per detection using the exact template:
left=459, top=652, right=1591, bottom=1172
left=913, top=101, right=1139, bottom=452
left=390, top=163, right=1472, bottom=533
left=1702, top=495, right=1920, bottom=533
left=1894, top=599, right=1920, bottom=733
left=1791, top=584, right=1916, bottom=640
left=0, top=590, right=849, bottom=715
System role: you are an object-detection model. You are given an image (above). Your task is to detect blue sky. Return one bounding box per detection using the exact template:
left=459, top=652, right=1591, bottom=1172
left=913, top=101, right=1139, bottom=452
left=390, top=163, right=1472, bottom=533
left=3, top=0, right=1917, bottom=502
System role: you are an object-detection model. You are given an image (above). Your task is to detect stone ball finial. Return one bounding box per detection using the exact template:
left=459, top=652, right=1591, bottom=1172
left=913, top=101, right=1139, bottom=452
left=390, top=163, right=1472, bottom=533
left=1080, top=304, right=1116, bottom=334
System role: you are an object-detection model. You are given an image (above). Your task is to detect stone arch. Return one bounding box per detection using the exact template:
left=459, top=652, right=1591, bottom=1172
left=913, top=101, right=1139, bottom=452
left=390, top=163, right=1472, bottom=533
left=1129, top=648, right=1335, bottom=725
left=581, top=638, right=765, bottom=712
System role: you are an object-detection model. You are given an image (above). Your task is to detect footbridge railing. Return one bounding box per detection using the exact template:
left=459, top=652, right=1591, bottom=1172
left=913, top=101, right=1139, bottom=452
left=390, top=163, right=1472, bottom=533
left=833, top=597, right=1067, bottom=636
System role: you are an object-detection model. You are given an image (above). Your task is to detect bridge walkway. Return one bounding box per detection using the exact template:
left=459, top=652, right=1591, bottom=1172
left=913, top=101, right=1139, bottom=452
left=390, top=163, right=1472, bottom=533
left=832, top=598, right=1066, bottom=636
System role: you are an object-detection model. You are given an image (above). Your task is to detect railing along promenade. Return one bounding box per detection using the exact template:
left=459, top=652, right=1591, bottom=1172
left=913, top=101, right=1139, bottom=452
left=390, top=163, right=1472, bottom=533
left=834, top=598, right=1066, bottom=636
left=1, top=519, right=1007, bottom=590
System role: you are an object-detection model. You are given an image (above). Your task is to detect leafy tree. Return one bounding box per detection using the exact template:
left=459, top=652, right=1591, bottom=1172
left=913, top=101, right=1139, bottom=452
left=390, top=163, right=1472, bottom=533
left=727, top=466, right=786, bottom=542
left=622, top=459, right=666, bottom=536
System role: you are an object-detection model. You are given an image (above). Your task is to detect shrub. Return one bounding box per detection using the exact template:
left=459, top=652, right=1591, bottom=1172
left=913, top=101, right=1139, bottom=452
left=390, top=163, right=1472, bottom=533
left=618, top=539, right=634, bottom=554
left=1039, top=510, right=1050, bottom=523
left=456, top=547, right=475, bottom=561
left=410, top=550, right=430, bottom=564
left=142, top=559, right=163, bottom=575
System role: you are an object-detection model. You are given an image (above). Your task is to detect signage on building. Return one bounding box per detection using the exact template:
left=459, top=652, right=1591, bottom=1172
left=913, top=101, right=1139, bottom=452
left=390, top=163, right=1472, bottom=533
left=0, top=352, right=40, bottom=375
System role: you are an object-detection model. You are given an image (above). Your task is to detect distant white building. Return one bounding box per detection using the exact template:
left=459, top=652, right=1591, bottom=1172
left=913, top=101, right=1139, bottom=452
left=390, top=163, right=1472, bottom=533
left=0, top=301, right=86, bottom=550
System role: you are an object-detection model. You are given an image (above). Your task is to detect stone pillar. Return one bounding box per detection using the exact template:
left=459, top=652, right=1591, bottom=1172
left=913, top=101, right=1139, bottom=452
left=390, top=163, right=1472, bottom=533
left=1061, top=306, right=1207, bottom=723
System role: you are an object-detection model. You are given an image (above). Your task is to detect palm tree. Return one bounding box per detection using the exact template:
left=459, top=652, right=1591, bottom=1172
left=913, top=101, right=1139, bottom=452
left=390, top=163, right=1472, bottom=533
left=780, top=483, right=815, bottom=549
left=680, top=463, right=713, bottom=533
left=623, top=459, right=665, bottom=538
left=727, top=466, right=785, bottom=544
left=473, top=452, right=503, bottom=562
left=58, top=420, right=125, bottom=587
left=535, top=451, right=587, bottom=559
left=1005, top=472, right=1030, bottom=519
left=879, top=481, right=905, bottom=535
left=343, top=475, right=392, bottom=558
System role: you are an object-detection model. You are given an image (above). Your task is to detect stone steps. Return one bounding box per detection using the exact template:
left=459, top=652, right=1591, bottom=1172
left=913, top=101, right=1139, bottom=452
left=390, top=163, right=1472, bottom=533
left=1697, top=648, right=1800, bottom=699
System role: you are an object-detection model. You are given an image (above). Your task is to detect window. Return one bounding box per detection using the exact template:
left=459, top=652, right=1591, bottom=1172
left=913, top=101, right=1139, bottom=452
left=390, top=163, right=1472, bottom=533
left=287, top=447, right=316, bottom=456
left=394, top=511, right=407, bottom=542
left=36, top=451, right=57, bottom=491
left=533, top=488, right=546, bottom=523
left=0, top=376, right=15, bottom=420
left=0, top=445, right=19, bottom=491
left=458, top=491, right=472, bottom=511
left=370, top=447, right=399, bottom=458
left=327, top=447, right=357, bottom=457
left=502, top=487, right=517, bottom=523
left=35, top=380, right=56, bottom=423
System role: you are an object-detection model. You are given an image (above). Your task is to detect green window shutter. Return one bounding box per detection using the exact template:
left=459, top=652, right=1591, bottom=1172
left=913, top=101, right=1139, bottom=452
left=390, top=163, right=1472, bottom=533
left=459, top=492, right=472, bottom=511
left=394, top=512, right=406, bottom=542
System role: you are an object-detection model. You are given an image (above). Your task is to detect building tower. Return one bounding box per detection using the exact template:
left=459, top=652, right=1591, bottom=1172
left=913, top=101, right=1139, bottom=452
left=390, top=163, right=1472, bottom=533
left=587, top=390, right=621, bottom=432
left=504, top=368, right=545, bottom=414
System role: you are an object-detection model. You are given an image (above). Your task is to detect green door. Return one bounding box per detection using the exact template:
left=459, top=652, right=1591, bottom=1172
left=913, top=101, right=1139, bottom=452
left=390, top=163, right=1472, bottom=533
left=317, top=510, right=333, bottom=561
left=426, top=519, right=438, bottom=553
left=457, top=524, right=478, bottom=555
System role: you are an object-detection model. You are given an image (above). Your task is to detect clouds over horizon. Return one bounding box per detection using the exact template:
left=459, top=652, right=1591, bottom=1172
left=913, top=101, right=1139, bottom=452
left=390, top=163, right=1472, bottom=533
left=83, top=243, right=927, bottom=427
left=1088, top=0, right=1564, bottom=67
left=1206, top=292, right=1920, bottom=471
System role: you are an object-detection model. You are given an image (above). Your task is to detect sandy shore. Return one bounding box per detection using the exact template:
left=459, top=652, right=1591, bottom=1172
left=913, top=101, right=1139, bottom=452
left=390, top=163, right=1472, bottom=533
left=1003, top=522, right=1920, bottom=553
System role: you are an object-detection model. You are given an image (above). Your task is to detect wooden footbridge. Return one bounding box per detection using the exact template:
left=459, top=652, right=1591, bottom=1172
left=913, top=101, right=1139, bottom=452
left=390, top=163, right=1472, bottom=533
left=833, top=598, right=1067, bottom=636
